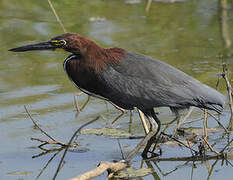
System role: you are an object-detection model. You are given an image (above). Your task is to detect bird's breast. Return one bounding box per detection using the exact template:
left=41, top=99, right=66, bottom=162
left=63, top=55, right=108, bottom=100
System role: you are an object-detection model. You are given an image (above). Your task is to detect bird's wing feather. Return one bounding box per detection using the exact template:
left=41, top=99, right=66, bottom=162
left=99, top=51, right=225, bottom=111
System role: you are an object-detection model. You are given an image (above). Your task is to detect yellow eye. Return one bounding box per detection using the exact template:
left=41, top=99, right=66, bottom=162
left=51, top=39, right=66, bottom=46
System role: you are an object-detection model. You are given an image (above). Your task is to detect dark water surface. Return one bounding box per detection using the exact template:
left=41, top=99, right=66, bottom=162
left=0, top=0, right=232, bottom=179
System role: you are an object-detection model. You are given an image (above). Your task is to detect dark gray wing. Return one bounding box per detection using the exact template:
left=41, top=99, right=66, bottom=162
left=99, top=51, right=225, bottom=112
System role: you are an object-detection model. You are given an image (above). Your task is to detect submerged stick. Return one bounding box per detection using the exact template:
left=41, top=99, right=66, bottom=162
left=53, top=116, right=101, bottom=180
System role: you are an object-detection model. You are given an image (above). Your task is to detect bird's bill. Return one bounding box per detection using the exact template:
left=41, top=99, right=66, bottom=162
left=8, top=41, right=56, bottom=52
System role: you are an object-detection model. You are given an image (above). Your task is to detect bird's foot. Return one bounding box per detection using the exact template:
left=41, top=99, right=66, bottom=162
left=141, top=150, right=161, bottom=159
left=141, top=144, right=162, bottom=159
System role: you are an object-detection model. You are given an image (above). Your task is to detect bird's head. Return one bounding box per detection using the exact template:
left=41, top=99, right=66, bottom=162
left=9, top=33, right=125, bottom=72
left=9, top=33, right=94, bottom=56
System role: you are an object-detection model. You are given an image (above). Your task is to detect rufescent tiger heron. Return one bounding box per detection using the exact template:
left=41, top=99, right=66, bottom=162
left=9, top=33, right=225, bottom=159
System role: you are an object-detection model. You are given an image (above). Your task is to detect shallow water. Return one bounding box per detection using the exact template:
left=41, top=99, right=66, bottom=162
left=0, top=0, right=233, bottom=179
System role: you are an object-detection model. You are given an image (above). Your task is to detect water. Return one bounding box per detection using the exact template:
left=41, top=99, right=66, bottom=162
left=0, top=0, right=232, bottom=179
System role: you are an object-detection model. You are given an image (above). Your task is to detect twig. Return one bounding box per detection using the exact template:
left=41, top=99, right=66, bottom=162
left=74, top=92, right=83, bottom=113
left=117, top=139, right=125, bottom=160
left=146, top=0, right=153, bottom=12
left=203, top=109, right=208, bottom=138
left=36, top=151, right=61, bottom=180
left=183, top=117, right=203, bottom=125
left=186, top=140, right=194, bottom=156
left=205, top=110, right=228, bottom=133
left=70, top=161, right=127, bottom=180
left=222, top=63, right=233, bottom=120
left=174, top=107, right=194, bottom=135
left=138, top=109, right=149, bottom=134
left=32, top=147, right=64, bottom=159
left=149, top=153, right=226, bottom=162
left=148, top=160, right=181, bottom=176
left=24, top=105, right=60, bottom=143
left=31, top=137, right=67, bottom=147
left=109, top=102, right=126, bottom=125
left=203, top=137, right=221, bottom=155
left=220, top=0, right=231, bottom=48
left=47, top=0, right=67, bottom=33
left=161, top=132, right=198, bottom=155
left=220, top=138, right=233, bottom=153
left=111, top=111, right=126, bottom=124
left=110, top=102, right=126, bottom=113
left=162, top=116, right=179, bottom=133
left=80, top=95, right=91, bottom=112
left=207, top=159, right=218, bottom=180
left=74, top=93, right=91, bottom=115
left=53, top=116, right=101, bottom=180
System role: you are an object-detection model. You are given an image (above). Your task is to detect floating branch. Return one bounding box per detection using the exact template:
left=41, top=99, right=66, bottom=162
left=148, top=153, right=230, bottom=162
left=70, top=161, right=127, bottom=180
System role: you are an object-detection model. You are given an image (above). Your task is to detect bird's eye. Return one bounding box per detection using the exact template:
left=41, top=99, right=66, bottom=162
left=51, top=39, right=67, bottom=46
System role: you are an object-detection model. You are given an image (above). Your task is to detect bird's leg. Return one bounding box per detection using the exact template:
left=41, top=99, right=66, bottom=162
left=125, top=127, right=157, bottom=161
left=141, top=110, right=161, bottom=159
left=125, top=109, right=161, bottom=161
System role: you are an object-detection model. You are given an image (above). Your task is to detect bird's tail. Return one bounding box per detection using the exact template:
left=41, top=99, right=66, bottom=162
left=194, top=84, right=225, bottom=114
left=201, top=102, right=224, bottom=114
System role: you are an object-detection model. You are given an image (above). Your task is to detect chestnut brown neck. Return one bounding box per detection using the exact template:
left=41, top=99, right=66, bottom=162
left=82, top=45, right=125, bottom=73
left=68, top=35, right=126, bottom=73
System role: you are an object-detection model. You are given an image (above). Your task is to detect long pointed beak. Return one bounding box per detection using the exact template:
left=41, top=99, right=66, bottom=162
left=9, top=41, right=56, bottom=52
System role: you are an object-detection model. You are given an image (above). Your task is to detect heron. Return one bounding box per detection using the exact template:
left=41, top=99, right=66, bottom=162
left=9, top=33, right=225, bottom=159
